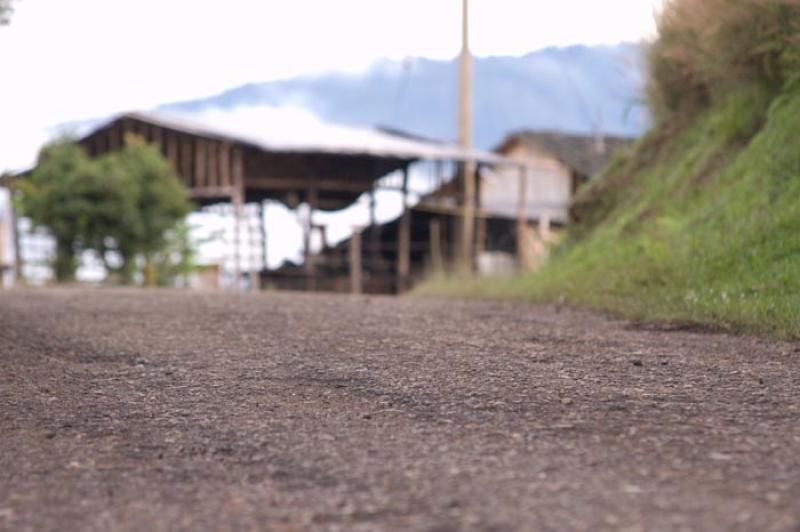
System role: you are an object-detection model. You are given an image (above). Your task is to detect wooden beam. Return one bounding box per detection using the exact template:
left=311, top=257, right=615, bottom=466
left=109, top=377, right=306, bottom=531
left=246, top=176, right=374, bottom=194
left=188, top=186, right=236, bottom=199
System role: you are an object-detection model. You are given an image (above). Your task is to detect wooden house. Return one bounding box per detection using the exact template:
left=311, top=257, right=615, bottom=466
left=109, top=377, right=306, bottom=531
left=294, top=130, right=632, bottom=292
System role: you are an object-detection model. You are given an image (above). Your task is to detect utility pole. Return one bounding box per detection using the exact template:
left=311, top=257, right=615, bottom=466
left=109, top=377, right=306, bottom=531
left=458, top=0, right=475, bottom=273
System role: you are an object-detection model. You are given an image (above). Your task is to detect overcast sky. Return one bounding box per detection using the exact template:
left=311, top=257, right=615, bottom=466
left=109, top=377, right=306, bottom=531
left=0, top=0, right=662, bottom=172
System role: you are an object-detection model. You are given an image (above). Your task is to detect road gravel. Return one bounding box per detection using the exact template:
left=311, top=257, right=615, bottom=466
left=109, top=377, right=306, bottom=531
left=1, top=288, right=798, bottom=531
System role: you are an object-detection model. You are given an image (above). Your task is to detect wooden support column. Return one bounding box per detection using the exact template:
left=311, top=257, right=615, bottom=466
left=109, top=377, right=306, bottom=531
left=460, top=160, right=476, bottom=274
left=259, top=201, right=268, bottom=275
left=474, top=163, right=486, bottom=259
left=397, top=166, right=411, bottom=293
left=369, top=187, right=380, bottom=271
left=305, top=185, right=318, bottom=291
left=167, top=132, right=179, bottom=171
left=0, top=196, right=7, bottom=284
left=10, top=189, right=22, bottom=283
left=181, top=138, right=193, bottom=187
left=248, top=204, right=260, bottom=291
left=516, top=165, right=528, bottom=268
left=208, top=140, right=219, bottom=188
left=231, top=145, right=244, bottom=290
left=429, top=218, right=444, bottom=273
left=350, top=227, right=362, bottom=295
left=195, top=139, right=207, bottom=189
left=152, top=125, right=163, bottom=153
left=220, top=142, right=231, bottom=189
left=109, top=122, right=122, bottom=151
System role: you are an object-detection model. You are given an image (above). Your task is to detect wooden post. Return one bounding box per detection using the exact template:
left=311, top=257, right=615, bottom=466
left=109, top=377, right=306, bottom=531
left=429, top=218, right=444, bottom=273
left=220, top=142, right=231, bottom=189
left=109, top=122, right=120, bottom=151
left=0, top=197, right=7, bottom=284
left=251, top=206, right=261, bottom=291
left=516, top=165, right=528, bottom=268
left=195, top=139, right=207, bottom=189
left=350, top=227, right=362, bottom=295
left=397, top=166, right=411, bottom=293
left=369, top=187, right=379, bottom=272
left=8, top=189, right=22, bottom=283
left=232, top=145, right=244, bottom=290
left=181, top=138, right=193, bottom=187
left=167, top=132, right=179, bottom=171
left=259, top=201, right=268, bottom=274
left=474, top=163, right=486, bottom=260
left=305, top=185, right=318, bottom=291
left=208, top=140, right=219, bottom=188
left=152, top=126, right=163, bottom=153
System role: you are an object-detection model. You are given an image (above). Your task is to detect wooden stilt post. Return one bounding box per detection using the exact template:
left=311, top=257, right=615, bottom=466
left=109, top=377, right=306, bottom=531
left=305, top=185, right=318, bottom=291
left=195, top=139, right=207, bottom=189
left=248, top=204, right=260, bottom=291
left=231, top=145, right=244, bottom=290
left=474, top=163, right=486, bottom=261
left=10, top=189, right=22, bottom=283
left=350, top=227, right=362, bottom=295
left=208, top=141, right=219, bottom=188
left=369, top=187, right=379, bottom=273
left=0, top=197, right=7, bottom=285
left=397, top=166, right=411, bottom=293
left=167, top=133, right=179, bottom=172
left=516, top=164, right=528, bottom=269
left=429, top=218, right=444, bottom=273
left=259, top=201, right=268, bottom=275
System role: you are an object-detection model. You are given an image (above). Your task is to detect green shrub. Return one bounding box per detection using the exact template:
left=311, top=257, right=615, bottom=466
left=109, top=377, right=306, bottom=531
left=648, top=0, right=800, bottom=120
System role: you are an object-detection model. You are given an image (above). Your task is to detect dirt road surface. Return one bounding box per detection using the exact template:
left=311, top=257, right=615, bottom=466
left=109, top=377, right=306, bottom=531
left=1, top=289, right=798, bottom=531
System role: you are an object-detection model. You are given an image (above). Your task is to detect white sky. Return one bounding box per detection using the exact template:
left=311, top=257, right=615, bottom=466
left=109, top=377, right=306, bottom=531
left=0, top=0, right=661, bottom=173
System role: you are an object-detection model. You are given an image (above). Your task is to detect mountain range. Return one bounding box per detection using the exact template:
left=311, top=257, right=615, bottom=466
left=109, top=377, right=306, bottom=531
left=159, top=43, right=648, bottom=150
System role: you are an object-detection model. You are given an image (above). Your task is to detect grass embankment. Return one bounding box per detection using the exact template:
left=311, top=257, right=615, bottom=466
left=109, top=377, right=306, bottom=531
left=418, top=0, right=800, bottom=339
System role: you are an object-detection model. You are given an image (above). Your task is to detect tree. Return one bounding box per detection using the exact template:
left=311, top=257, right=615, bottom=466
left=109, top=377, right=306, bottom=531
left=101, top=135, right=191, bottom=286
left=19, top=136, right=192, bottom=285
left=18, top=140, right=115, bottom=282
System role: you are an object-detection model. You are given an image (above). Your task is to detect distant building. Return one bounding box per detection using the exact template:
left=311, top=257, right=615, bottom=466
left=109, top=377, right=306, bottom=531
left=422, top=131, right=632, bottom=227
left=285, top=130, right=633, bottom=290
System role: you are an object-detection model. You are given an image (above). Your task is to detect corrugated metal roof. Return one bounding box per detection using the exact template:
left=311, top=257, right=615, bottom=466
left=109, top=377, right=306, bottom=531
left=97, top=110, right=511, bottom=166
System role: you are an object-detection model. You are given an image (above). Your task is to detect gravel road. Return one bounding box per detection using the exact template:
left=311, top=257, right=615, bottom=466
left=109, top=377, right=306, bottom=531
left=1, top=288, right=798, bottom=531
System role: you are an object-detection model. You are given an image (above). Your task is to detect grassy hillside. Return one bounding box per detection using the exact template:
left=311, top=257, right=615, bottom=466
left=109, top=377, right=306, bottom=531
left=418, top=1, right=800, bottom=339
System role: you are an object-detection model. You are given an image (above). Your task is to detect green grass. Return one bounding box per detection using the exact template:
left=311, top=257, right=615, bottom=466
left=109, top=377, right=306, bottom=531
left=417, top=84, right=800, bottom=339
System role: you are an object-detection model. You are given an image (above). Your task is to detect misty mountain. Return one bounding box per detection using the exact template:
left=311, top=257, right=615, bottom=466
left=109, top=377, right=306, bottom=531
left=159, top=43, right=648, bottom=150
